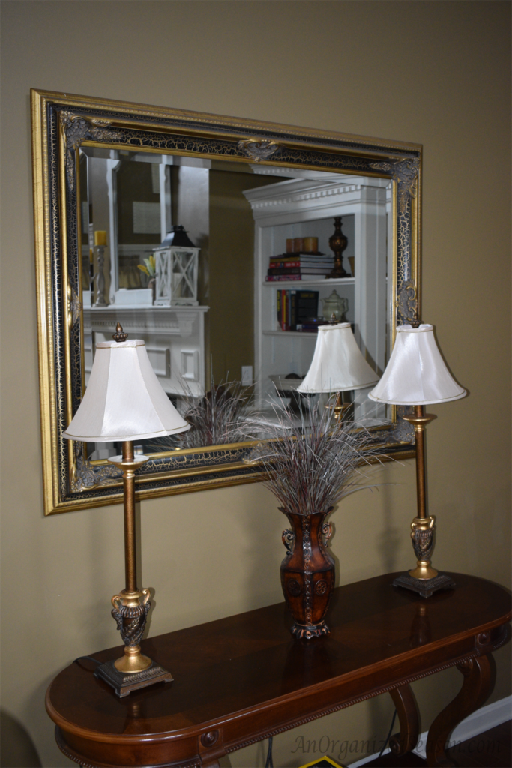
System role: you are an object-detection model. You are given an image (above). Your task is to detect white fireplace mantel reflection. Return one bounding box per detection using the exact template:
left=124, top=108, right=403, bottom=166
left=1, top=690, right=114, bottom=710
left=83, top=305, right=208, bottom=397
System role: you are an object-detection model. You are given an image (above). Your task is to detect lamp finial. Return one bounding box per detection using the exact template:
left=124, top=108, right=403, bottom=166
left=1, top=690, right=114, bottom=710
left=112, top=323, right=128, bottom=343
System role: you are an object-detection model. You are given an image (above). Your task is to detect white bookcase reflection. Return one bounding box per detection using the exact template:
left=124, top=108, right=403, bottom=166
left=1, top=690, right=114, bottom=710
left=244, top=174, right=392, bottom=415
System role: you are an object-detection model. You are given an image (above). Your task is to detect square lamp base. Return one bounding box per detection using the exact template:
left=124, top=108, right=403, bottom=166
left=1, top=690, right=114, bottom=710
left=95, top=659, right=173, bottom=697
left=393, top=572, right=456, bottom=599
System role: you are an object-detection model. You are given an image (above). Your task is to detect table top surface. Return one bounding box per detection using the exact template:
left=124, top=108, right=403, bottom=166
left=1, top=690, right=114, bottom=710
left=47, top=573, right=511, bottom=744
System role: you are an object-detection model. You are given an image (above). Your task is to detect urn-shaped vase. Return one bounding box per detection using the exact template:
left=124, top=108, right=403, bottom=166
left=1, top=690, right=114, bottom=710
left=280, top=508, right=335, bottom=639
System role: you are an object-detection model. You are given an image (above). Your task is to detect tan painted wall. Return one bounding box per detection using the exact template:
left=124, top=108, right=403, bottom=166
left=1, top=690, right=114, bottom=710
left=209, top=169, right=284, bottom=383
left=1, top=2, right=510, bottom=767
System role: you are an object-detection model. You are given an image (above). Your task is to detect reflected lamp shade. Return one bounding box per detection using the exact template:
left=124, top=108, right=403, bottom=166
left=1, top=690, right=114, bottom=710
left=63, top=340, right=190, bottom=442
left=297, top=322, right=379, bottom=394
left=368, top=324, right=466, bottom=406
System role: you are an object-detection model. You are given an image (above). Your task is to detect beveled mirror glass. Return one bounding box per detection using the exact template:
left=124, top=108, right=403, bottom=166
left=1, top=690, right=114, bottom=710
left=31, top=89, right=421, bottom=514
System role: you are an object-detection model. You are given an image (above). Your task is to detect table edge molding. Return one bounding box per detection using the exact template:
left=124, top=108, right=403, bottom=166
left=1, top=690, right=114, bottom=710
left=224, top=651, right=483, bottom=753
left=46, top=620, right=511, bottom=748
left=55, top=727, right=202, bottom=768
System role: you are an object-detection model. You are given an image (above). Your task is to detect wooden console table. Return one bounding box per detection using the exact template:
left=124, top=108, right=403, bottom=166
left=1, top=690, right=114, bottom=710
left=46, top=573, right=511, bottom=768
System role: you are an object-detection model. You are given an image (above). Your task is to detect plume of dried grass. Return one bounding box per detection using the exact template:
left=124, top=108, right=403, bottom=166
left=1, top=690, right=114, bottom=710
left=179, top=377, right=254, bottom=448
left=143, top=375, right=263, bottom=453
left=248, top=398, right=384, bottom=516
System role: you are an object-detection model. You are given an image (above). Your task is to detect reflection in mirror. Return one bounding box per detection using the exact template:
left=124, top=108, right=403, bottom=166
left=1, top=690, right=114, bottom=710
left=31, top=90, right=421, bottom=513
left=79, top=148, right=391, bottom=460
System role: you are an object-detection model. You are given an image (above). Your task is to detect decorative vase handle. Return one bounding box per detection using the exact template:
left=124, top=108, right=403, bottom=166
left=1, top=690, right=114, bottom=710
left=282, top=528, right=295, bottom=555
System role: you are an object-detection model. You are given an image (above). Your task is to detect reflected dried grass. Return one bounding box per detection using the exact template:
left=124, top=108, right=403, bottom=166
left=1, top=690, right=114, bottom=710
left=179, top=377, right=254, bottom=448
left=144, top=375, right=256, bottom=452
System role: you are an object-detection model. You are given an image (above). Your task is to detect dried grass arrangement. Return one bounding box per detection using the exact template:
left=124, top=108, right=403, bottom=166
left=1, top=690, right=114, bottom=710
left=249, top=399, right=383, bottom=516
left=248, top=399, right=385, bottom=639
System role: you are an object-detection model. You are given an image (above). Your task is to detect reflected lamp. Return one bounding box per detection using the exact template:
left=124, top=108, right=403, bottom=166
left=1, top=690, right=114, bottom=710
left=63, top=323, right=189, bottom=695
left=297, top=322, right=379, bottom=419
left=369, top=324, right=466, bottom=598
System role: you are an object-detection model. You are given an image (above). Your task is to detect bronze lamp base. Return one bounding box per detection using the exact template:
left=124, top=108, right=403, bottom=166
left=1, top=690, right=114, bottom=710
left=95, top=659, right=173, bottom=698
left=393, top=572, right=456, bottom=599
left=393, top=511, right=456, bottom=598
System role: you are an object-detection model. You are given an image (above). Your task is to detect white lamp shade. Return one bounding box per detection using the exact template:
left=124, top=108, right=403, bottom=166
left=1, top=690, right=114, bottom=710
left=63, top=340, right=190, bottom=442
left=368, top=324, right=466, bottom=405
left=297, top=323, right=379, bottom=393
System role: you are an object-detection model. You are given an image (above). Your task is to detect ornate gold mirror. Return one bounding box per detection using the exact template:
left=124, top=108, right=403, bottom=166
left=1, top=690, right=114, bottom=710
left=31, top=89, right=420, bottom=514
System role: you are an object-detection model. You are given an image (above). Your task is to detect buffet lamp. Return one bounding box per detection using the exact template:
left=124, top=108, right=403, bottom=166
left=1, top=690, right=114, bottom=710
left=63, top=323, right=190, bottom=696
left=368, top=324, right=466, bottom=598
left=297, top=322, right=379, bottom=419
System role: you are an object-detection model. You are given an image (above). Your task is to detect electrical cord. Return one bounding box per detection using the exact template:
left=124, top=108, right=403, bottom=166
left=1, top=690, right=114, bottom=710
left=74, top=655, right=101, bottom=670
left=378, top=708, right=397, bottom=757
left=265, top=735, right=274, bottom=768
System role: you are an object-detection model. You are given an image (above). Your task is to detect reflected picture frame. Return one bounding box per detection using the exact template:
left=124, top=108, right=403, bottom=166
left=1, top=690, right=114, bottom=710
left=31, top=89, right=420, bottom=514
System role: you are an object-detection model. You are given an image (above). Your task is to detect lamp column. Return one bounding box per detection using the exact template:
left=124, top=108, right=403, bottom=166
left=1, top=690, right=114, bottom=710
left=404, top=406, right=438, bottom=581
left=394, top=404, right=456, bottom=597
left=108, top=440, right=153, bottom=676
left=122, top=441, right=138, bottom=594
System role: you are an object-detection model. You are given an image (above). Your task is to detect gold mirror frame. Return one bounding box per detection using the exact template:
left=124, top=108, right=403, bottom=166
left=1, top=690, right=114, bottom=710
left=31, top=89, right=420, bottom=515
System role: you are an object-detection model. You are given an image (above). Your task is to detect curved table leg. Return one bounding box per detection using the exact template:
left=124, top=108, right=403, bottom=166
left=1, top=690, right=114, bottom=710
left=389, top=684, right=420, bottom=756
left=426, top=654, right=494, bottom=767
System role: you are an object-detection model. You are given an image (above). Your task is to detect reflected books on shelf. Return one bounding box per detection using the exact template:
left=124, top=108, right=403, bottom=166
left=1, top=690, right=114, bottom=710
left=277, top=289, right=320, bottom=331
left=266, top=252, right=334, bottom=281
left=266, top=274, right=327, bottom=281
